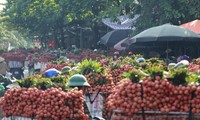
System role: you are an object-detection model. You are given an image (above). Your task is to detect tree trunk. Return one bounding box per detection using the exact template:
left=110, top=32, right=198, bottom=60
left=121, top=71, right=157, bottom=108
left=60, top=26, right=66, bottom=49
left=92, top=24, right=99, bottom=48
left=54, top=30, right=60, bottom=48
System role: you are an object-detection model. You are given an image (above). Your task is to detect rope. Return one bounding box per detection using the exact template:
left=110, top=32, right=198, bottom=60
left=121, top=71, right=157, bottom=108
left=86, top=87, right=102, bottom=104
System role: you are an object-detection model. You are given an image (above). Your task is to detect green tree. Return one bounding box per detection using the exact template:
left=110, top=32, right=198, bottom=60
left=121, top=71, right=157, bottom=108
left=4, top=0, right=117, bottom=48
left=4, top=0, right=60, bottom=47
left=0, top=15, right=28, bottom=50
left=2, top=0, right=200, bottom=49
left=98, top=0, right=200, bottom=32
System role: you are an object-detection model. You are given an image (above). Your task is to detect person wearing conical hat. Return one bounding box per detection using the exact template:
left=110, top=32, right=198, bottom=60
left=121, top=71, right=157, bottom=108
left=61, top=66, right=71, bottom=76
left=68, top=74, right=90, bottom=92
left=68, top=74, right=91, bottom=119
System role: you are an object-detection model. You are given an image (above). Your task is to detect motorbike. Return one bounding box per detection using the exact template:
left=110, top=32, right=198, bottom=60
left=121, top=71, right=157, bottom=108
left=0, top=72, right=19, bottom=95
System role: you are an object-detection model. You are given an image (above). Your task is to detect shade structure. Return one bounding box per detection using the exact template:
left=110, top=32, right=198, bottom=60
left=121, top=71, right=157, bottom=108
left=129, top=24, right=200, bottom=43
left=180, top=20, right=200, bottom=34
left=99, top=30, right=129, bottom=47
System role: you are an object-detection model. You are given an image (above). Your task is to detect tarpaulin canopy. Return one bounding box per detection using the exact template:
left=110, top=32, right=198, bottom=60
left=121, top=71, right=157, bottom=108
left=180, top=20, right=200, bottom=34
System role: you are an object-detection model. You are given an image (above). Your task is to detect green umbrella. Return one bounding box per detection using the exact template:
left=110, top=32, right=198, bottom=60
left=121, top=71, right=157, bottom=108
left=114, top=24, right=200, bottom=51
left=129, top=24, right=200, bottom=43
left=128, top=24, right=200, bottom=60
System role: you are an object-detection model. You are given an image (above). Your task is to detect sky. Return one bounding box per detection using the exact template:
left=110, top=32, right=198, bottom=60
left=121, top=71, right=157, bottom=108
left=0, top=0, right=7, bottom=11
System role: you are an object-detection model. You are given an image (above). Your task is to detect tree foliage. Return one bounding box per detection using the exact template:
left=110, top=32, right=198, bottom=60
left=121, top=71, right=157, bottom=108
left=0, top=14, right=27, bottom=50
left=102, top=0, right=200, bottom=31
left=2, top=0, right=200, bottom=48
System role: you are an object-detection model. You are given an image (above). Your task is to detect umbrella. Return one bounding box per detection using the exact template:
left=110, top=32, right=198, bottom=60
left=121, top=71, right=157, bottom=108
left=180, top=19, right=200, bottom=34
left=129, top=24, right=200, bottom=43
left=99, top=30, right=129, bottom=47
left=128, top=24, right=200, bottom=60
